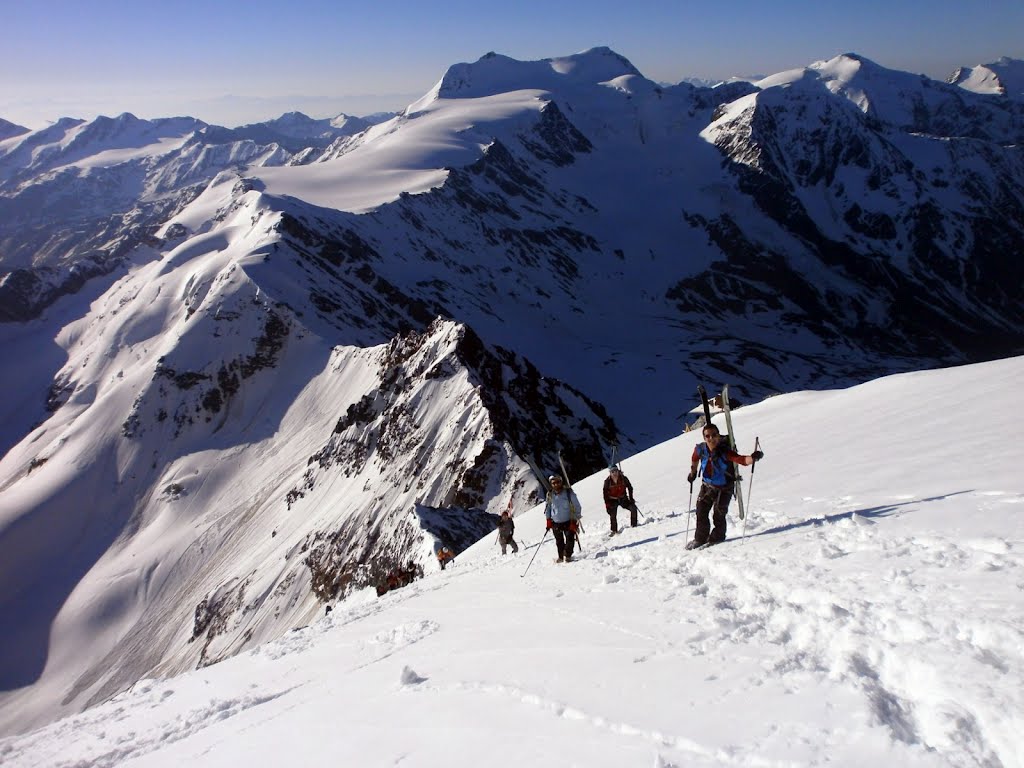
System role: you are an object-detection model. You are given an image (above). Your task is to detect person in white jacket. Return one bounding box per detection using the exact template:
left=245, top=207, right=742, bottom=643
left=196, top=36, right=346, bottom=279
left=544, top=474, right=582, bottom=563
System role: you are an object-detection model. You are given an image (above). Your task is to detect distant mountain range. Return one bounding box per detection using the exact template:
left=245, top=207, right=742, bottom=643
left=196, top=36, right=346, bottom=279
left=1, top=47, right=1022, bottom=735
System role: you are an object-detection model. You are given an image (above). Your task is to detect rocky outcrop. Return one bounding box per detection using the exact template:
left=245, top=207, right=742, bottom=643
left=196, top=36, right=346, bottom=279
left=284, top=318, right=620, bottom=598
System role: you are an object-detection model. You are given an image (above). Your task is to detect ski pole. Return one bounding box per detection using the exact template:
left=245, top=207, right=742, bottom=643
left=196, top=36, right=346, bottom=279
left=742, top=437, right=760, bottom=541
left=686, top=480, right=694, bottom=543
left=521, top=528, right=551, bottom=578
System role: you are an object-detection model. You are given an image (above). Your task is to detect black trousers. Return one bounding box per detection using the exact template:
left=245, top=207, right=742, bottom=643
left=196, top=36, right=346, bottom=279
left=694, top=483, right=733, bottom=545
left=552, top=521, right=576, bottom=559
left=499, top=534, right=518, bottom=554
left=605, top=498, right=638, bottom=531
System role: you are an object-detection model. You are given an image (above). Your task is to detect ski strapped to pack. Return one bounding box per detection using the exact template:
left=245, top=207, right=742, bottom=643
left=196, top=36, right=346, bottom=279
left=721, top=385, right=746, bottom=521
left=697, top=384, right=713, bottom=432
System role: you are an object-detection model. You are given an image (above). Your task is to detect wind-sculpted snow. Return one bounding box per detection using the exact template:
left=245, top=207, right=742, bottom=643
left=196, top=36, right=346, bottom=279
left=1, top=356, right=1021, bottom=766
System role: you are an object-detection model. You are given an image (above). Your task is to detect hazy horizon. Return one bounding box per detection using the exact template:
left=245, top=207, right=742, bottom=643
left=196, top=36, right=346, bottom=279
left=3, top=0, right=1022, bottom=129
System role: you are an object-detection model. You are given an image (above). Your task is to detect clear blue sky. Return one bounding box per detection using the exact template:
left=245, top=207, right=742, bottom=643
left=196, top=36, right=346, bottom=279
left=2, top=0, right=1021, bottom=128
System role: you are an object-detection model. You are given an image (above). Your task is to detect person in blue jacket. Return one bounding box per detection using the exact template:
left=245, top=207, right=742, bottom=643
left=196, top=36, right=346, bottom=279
left=686, top=423, right=763, bottom=548
left=545, top=474, right=582, bottom=563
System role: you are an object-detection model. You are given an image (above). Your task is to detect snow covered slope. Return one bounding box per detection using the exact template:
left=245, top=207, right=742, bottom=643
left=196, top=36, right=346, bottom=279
left=1, top=355, right=1021, bottom=766
left=0, top=184, right=618, bottom=733
left=949, top=56, right=1024, bottom=100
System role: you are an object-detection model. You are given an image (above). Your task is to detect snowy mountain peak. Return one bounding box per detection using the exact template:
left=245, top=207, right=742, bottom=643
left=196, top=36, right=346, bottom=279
left=434, top=47, right=644, bottom=100
left=274, top=110, right=312, bottom=122
left=548, top=46, right=642, bottom=80
left=949, top=56, right=1024, bottom=99
left=812, top=51, right=882, bottom=81
left=254, top=111, right=371, bottom=140
left=751, top=52, right=1024, bottom=140
left=0, top=117, right=29, bottom=141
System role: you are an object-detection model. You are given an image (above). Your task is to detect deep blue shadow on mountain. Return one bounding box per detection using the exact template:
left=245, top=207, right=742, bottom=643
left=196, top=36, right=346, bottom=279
left=0, top=448, right=124, bottom=690
left=0, top=335, right=334, bottom=692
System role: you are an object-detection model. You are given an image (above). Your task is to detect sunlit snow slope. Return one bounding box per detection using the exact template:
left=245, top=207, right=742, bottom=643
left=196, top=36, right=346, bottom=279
left=2, top=356, right=1021, bottom=767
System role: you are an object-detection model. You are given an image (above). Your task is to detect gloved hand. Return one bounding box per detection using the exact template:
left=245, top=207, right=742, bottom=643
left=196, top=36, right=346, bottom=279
left=687, top=471, right=697, bottom=484
left=569, top=520, right=577, bottom=533
left=545, top=518, right=552, bottom=530
left=751, top=450, right=764, bottom=462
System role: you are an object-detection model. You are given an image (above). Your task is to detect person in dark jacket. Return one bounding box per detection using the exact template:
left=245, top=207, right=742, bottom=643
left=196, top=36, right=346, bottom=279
left=603, top=466, right=639, bottom=534
left=497, top=510, right=519, bottom=554
left=686, top=423, right=763, bottom=548
left=437, top=546, right=455, bottom=570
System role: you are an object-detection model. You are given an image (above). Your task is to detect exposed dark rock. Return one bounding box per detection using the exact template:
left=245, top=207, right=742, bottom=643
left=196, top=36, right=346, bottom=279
left=520, top=101, right=594, bottom=167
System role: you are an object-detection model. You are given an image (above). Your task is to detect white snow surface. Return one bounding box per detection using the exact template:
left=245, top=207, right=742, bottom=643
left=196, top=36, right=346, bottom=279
left=252, top=90, right=547, bottom=212
left=1, top=356, right=1021, bottom=767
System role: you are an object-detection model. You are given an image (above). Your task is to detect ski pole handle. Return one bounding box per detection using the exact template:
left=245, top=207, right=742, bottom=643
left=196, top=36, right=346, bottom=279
left=751, top=436, right=761, bottom=474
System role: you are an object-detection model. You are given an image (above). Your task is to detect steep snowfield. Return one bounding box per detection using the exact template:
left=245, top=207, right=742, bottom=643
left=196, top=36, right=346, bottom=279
left=2, top=356, right=1021, bottom=767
